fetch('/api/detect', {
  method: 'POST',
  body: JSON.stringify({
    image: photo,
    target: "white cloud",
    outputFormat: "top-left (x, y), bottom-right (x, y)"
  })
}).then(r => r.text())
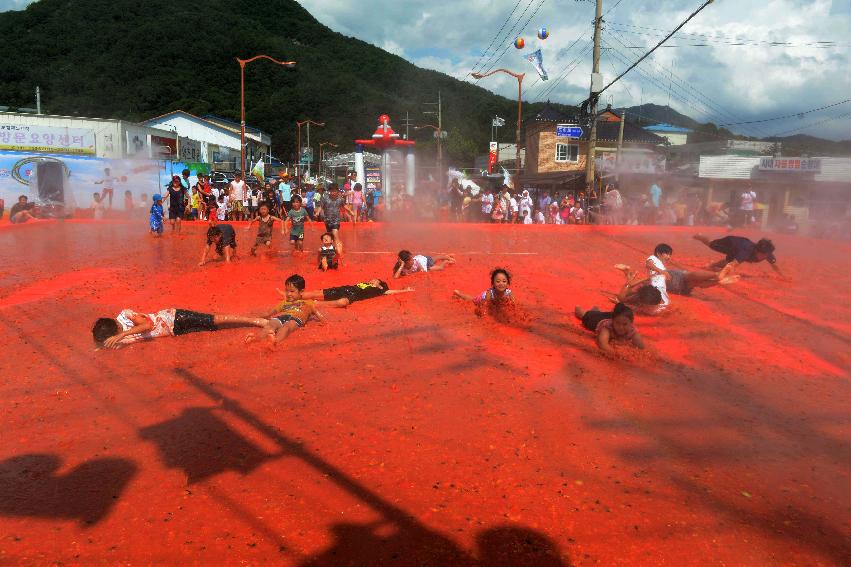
top-left (0, 0), bottom-right (33, 11)
top-left (300, 0), bottom-right (851, 140)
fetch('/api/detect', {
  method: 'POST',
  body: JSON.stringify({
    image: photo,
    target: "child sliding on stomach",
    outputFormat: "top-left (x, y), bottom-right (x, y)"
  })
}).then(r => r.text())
top-left (574, 302), bottom-right (645, 355)
top-left (245, 202), bottom-right (284, 256)
top-left (297, 279), bottom-right (414, 307)
top-left (318, 232), bottom-right (339, 271)
top-left (247, 274), bottom-right (324, 347)
top-left (393, 250), bottom-right (455, 278)
top-left (454, 268), bottom-right (515, 317)
top-left (199, 222), bottom-right (238, 266)
top-left (92, 309), bottom-right (271, 349)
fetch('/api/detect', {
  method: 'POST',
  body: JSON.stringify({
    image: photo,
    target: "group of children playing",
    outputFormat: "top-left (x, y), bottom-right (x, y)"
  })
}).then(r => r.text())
top-left (101, 210), bottom-right (785, 356)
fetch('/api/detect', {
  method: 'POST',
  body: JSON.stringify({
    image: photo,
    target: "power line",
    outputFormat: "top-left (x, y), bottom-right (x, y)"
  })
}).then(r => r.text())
top-left (533, 42), bottom-right (593, 102)
top-left (604, 29), bottom-right (771, 138)
top-left (466, 0), bottom-right (526, 79)
top-left (585, 0), bottom-right (716, 104)
top-left (769, 108), bottom-right (851, 137)
top-left (527, 34), bottom-right (590, 95)
top-left (718, 99), bottom-right (851, 126)
top-left (608, 21), bottom-right (850, 48)
top-left (479, 0), bottom-right (548, 76)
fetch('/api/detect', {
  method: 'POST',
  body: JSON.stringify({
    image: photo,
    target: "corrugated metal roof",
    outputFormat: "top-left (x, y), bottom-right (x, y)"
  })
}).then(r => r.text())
top-left (645, 123), bottom-right (692, 133)
top-left (814, 157), bottom-right (851, 183)
top-left (699, 156), bottom-right (759, 179)
top-left (700, 155), bottom-right (851, 182)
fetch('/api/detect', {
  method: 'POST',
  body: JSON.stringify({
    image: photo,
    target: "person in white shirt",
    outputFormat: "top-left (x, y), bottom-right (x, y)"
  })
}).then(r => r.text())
top-left (534, 209), bottom-right (546, 224)
top-left (230, 173), bottom-right (246, 221)
top-left (519, 190), bottom-right (533, 218)
top-left (740, 187), bottom-right (757, 226)
top-left (509, 195), bottom-right (519, 223)
top-left (480, 189), bottom-right (494, 222)
top-left (645, 244), bottom-right (672, 311)
top-left (522, 211), bottom-right (532, 224)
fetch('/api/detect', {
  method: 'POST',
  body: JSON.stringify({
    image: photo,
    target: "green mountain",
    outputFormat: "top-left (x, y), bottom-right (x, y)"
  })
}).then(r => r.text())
top-left (0, 0), bottom-right (577, 166)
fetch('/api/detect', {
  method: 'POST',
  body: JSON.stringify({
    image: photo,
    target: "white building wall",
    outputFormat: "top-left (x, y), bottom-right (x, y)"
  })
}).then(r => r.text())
top-left (145, 115), bottom-right (240, 151)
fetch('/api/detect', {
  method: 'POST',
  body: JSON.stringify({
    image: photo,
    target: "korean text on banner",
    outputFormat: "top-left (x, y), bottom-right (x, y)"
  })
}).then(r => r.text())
top-left (0, 124), bottom-right (96, 155)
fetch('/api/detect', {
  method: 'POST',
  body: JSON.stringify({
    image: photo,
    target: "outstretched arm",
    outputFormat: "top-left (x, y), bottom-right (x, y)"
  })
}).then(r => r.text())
top-left (198, 244), bottom-right (212, 266)
top-left (385, 287), bottom-right (415, 296)
top-left (596, 327), bottom-right (615, 355)
top-left (103, 315), bottom-right (152, 349)
top-left (393, 262), bottom-right (405, 279)
top-left (453, 290), bottom-right (475, 302)
top-left (769, 262), bottom-right (789, 281)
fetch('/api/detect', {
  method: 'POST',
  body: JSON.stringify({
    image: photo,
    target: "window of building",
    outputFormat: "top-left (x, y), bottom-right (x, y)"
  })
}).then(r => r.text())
top-left (555, 143), bottom-right (579, 163)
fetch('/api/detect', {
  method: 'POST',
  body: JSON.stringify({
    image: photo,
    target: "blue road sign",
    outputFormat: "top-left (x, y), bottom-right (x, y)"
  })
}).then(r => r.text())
top-left (556, 124), bottom-right (583, 138)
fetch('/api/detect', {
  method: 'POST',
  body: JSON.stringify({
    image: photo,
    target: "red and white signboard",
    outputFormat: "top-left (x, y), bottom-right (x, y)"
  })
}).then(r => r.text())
top-left (488, 142), bottom-right (498, 173)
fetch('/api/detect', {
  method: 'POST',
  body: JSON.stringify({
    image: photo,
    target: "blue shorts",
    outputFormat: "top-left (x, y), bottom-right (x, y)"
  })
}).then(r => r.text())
top-left (275, 314), bottom-right (304, 327)
top-left (425, 256), bottom-right (436, 269)
top-left (324, 221), bottom-right (340, 232)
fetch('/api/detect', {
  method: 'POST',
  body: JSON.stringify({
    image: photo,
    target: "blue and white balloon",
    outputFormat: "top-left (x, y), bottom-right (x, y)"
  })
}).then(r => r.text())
top-left (537, 27), bottom-right (549, 40)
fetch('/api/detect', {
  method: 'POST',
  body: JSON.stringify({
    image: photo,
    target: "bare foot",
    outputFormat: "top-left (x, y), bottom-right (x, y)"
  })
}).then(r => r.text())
top-left (718, 274), bottom-right (740, 285)
top-left (614, 263), bottom-right (631, 273)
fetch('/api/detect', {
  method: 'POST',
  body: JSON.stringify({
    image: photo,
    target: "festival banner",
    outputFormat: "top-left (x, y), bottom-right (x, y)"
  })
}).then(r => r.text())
top-left (0, 124), bottom-right (96, 155)
top-left (524, 49), bottom-right (549, 81)
top-left (488, 142), bottom-right (498, 174)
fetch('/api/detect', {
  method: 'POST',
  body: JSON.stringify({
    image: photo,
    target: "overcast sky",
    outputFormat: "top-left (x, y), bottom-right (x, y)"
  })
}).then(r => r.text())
top-left (3, 0), bottom-right (849, 140)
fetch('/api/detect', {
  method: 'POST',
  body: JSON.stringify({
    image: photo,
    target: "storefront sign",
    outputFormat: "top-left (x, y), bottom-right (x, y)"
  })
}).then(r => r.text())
top-left (759, 157), bottom-right (821, 172)
top-left (179, 136), bottom-right (202, 162)
top-left (0, 124), bottom-right (95, 155)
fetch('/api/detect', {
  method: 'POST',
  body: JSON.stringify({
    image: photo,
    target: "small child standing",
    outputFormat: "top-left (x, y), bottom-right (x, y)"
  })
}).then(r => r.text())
top-left (453, 268), bottom-right (515, 317)
top-left (91, 192), bottom-right (105, 220)
top-left (318, 232), bottom-right (339, 271)
top-left (149, 194), bottom-right (164, 236)
top-left (246, 203), bottom-right (284, 256)
top-left (286, 195), bottom-right (309, 252)
top-left (393, 250), bottom-right (456, 278)
top-left (216, 193), bottom-right (228, 221)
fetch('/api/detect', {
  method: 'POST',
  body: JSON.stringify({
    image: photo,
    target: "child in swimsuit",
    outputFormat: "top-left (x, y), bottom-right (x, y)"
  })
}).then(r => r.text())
top-left (318, 232), bottom-right (339, 271)
top-left (453, 268), bottom-right (515, 317)
top-left (286, 195), bottom-right (309, 252)
top-left (246, 274), bottom-right (324, 347)
top-left (246, 202), bottom-right (284, 255)
top-left (574, 302), bottom-right (646, 355)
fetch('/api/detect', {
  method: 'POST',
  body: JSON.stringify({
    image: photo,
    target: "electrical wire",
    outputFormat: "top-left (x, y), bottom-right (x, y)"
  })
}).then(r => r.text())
top-left (466, 0), bottom-right (527, 79)
top-left (479, 0), bottom-right (548, 76)
top-left (718, 99), bottom-right (851, 126)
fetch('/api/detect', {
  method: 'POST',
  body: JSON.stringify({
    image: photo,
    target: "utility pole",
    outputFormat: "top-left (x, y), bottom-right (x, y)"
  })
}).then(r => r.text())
top-left (306, 122), bottom-right (311, 178)
top-left (401, 111), bottom-right (415, 140)
top-left (585, 0), bottom-right (603, 189)
top-left (424, 91), bottom-right (444, 189)
top-left (36, 86), bottom-right (41, 114)
top-left (616, 110), bottom-right (625, 182)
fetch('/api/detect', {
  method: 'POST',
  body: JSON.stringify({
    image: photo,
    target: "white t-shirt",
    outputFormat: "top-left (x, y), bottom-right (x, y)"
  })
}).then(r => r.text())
top-left (535, 211), bottom-right (546, 224)
top-left (523, 214), bottom-right (532, 224)
top-left (402, 255), bottom-right (429, 274)
top-left (741, 191), bottom-right (756, 211)
top-left (520, 196), bottom-right (533, 215)
top-left (481, 193), bottom-right (494, 214)
top-left (230, 180), bottom-right (246, 202)
top-left (117, 309), bottom-right (176, 344)
top-left (217, 197), bottom-right (229, 220)
top-left (509, 197), bottom-right (518, 213)
top-left (646, 255), bottom-right (670, 308)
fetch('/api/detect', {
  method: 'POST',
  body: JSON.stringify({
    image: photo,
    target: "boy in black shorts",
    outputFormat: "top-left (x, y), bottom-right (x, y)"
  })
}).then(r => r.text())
top-left (297, 279), bottom-right (414, 307)
top-left (694, 233), bottom-right (787, 280)
top-left (92, 308), bottom-right (271, 349)
top-left (199, 223), bottom-right (237, 265)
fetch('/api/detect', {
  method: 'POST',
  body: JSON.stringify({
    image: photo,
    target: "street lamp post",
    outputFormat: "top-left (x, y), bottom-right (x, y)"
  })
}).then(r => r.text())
top-left (296, 119), bottom-right (324, 190)
top-left (472, 69), bottom-right (525, 183)
top-left (319, 142), bottom-right (338, 181)
top-left (237, 55), bottom-right (296, 175)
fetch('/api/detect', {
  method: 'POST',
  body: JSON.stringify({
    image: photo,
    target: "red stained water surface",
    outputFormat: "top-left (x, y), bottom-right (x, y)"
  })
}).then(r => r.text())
top-left (0, 219), bottom-right (849, 566)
